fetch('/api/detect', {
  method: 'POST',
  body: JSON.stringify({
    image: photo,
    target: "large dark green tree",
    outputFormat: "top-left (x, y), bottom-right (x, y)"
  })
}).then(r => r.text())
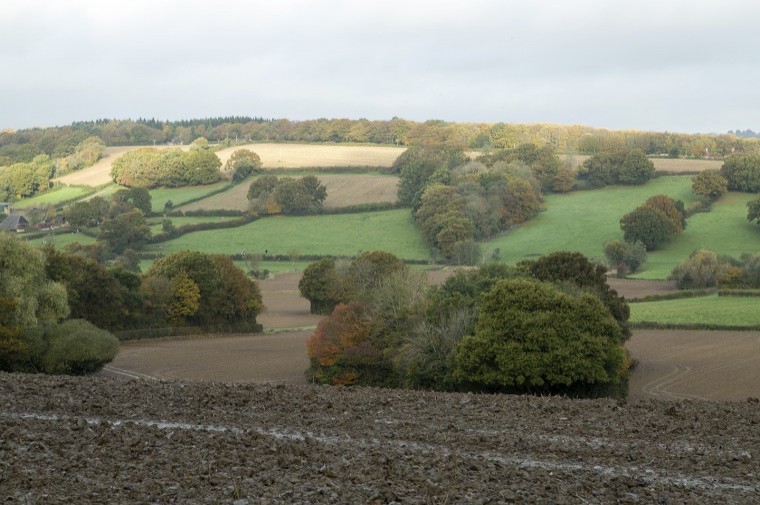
top-left (452, 279), bottom-right (626, 397)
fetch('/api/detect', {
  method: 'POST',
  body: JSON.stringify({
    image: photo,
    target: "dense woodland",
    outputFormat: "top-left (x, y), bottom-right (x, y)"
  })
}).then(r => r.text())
top-left (3, 117), bottom-right (760, 165)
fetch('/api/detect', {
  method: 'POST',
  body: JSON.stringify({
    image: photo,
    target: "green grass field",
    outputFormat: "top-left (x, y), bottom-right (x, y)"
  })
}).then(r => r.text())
top-left (149, 181), bottom-right (232, 212)
top-left (25, 232), bottom-right (96, 249)
top-left (13, 186), bottom-right (93, 209)
top-left (630, 294), bottom-right (760, 326)
top-left (144, 209), bottom-right (430, 261)
top-left (483, 176), bottom-right (697, 267)
top-left (147, 216), bottom-right (239, 234)
top-left (630, 192), bottom-right (760, 279)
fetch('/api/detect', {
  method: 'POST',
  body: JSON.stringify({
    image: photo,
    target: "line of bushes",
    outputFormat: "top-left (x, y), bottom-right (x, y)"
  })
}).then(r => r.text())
top-left (631, 321), bottom-right (760, 331)
top-left (626, 289), bottom-right (715, 303)
top-left (114, 322), bottom-right (263, 341)
top-left (147, 215), bottom-right (258, 243)
top-left (718, 289), bottom-right (760, 297)
top-left (261, 166), bottom-right (394, 175)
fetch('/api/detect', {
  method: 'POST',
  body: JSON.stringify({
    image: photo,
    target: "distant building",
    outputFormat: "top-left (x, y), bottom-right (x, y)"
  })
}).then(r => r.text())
top-left (0, 203), bottom-right (8, 215)
top-left (0, 215), bottom-right (29, 233)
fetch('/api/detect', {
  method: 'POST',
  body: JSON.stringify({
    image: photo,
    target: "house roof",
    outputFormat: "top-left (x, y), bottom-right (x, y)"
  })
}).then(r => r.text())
top-left (0, 214), bottom-right (28, 231)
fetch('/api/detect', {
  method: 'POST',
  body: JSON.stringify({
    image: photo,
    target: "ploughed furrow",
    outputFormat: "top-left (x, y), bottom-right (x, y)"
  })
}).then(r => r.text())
top-left (1, 373), bottom-right (758, 503)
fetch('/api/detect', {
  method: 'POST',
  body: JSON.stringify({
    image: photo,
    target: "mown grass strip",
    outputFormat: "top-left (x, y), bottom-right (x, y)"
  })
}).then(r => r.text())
top-left (629, 294), bottom-right (760, 326)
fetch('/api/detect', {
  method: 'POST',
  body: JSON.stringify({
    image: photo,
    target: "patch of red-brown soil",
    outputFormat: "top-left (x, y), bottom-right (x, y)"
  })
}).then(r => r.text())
top-left (607, 278), bottom-right (678, 299)
top-left (1, 373), bottom-right (758, 503)
top-left (627, 329), bottom-right (760, 402)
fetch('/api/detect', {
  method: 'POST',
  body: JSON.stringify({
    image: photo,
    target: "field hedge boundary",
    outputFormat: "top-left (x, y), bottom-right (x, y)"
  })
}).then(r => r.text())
top-left (626, 289), bottom-right (715, 303)
top-left (718, 289), bottom-right (760, 298)
top-left (114, 322), bottom-right (263, 341)
top-left (260, 166), bottom-right (394, 175)
top-left (630, 321), bottom-right (760, 331)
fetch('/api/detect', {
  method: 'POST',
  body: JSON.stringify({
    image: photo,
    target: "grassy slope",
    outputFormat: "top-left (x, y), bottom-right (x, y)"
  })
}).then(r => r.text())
top-left (149, 182), bottom-right (231, 212)
top-left (144, 209), bottom-right (429, 261)
top-left (630, 294), bottom-right (760, 326)
top-left (13, 186), bottom-right (92, 208)
top-left (25, 232), bottom-right (97, 249)
top-left (147, 216), bottom-right (239, 234)
top-left (483, 176), bottom-right (696, 267)
top-left (631, 192), bottom-right (760, 279)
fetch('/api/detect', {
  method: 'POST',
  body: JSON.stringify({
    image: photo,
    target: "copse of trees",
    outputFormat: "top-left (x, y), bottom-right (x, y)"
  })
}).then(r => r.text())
top-left (303, 250), bottom-right (631, 398)
top-left (63, 188), bottom-right (153, 258)
top-left (720, 154), bottom-right (760, 192)
top-left (0, 155), bottom-right (55, 200)
top-left (110, 143), bottom-right (222, 188)
top-left (395, 146), bottom-right (468, 208)
top-left (145, 251), bottom-right (263, 328)
top-left (579, 149), bottom-right (655, 187)
top-left (247, 175), bottom-right (327, 215)
top-left (620, 195), bottom-right (686, 250)
top-left (0, 137), bottom-right (105, 201)
top-left (475, 143), bottom-right (568, 192)
top-left (670, 250), bottom-right (760, 289)
top-left (399, 143), bottom-right (549, 262)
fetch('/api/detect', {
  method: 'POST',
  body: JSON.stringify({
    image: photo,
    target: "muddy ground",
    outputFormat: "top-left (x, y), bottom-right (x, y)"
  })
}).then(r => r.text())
top-left (1, 373), bottom-right (758, 504)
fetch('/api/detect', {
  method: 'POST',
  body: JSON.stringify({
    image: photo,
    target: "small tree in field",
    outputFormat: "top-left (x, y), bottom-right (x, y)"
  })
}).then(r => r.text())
top-left (692, 169), bottom-right (727, 201)
top-left (604, 240), bottom-right (647, 275)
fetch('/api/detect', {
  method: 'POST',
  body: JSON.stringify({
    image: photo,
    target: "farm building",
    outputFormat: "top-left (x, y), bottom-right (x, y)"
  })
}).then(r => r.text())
top-left (0, 214), bottom-right (29, 233)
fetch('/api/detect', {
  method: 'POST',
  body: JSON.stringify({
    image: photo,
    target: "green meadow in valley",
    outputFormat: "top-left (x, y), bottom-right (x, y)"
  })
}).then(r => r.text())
top-left (145, 208), bottom-right (430, 261)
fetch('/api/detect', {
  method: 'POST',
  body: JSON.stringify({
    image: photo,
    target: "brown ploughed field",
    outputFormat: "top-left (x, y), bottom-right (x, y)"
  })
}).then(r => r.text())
top-left (2, 373), bottom-right (758, 503)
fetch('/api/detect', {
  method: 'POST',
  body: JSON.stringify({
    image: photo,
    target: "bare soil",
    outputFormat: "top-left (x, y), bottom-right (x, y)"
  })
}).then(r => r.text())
top-left (607, 278), bottom-right (678, 299)
top-left (626, 329), bottom-right (760, 402)
top-left (2, 373), bottom-right (759, 503)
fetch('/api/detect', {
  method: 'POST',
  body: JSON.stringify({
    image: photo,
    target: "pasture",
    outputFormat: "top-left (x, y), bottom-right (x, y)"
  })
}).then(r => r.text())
top-left (147, 215), bottom-right (239, 234)
top-left (144, 208), bottom-right (430, 261)
top-left (483, 176), bottom-right (697, 268)
top-left (631, 192), bottom-right (760, 279)
top-left (629, 294), bottom-right (760, 326)
top-left (179, 173), bottom-right (399, 212)
top-left (25, 231), bottom-right (96, 249)
top-left (148, 181), bottom-right (231, 212)
top-left (12, 185), bottom-right (92, 209)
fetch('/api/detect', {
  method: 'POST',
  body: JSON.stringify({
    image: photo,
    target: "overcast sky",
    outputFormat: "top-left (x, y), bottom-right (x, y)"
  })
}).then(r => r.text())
top-left (3, 0), bottom-right (760, 133)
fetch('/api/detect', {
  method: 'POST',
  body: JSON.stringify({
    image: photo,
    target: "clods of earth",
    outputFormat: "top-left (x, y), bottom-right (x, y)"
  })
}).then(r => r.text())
top-left (1, 372), bottom-right (758, 503)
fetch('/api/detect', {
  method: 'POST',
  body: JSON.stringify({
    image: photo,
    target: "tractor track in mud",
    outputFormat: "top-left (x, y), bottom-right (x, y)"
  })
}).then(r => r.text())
top-left (1, 373), bottom-right (758, 503)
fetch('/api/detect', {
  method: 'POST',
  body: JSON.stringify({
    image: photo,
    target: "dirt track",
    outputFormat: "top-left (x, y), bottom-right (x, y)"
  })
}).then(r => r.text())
top-left (1, 373), bottom-right (758, 503)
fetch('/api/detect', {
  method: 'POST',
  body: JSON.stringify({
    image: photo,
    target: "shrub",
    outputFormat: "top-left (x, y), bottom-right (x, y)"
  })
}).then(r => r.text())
top-left (604, 240), bottom-right (647, 274)
top-left (41, 319), bottom-right (119, 375)
top-left (692, 169), bottom-right (728, 201)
